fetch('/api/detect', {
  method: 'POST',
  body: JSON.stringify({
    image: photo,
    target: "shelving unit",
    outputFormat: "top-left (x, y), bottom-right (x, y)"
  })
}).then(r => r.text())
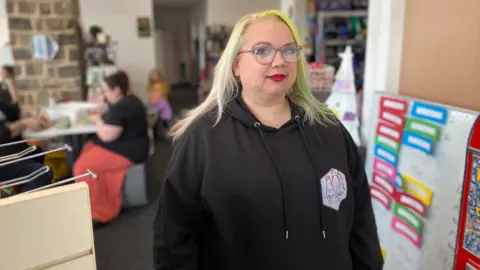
top-left (315, 10), bottom-right (368, 90)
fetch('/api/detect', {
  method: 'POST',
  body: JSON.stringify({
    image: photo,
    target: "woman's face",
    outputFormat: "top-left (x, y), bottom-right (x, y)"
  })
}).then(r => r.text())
top-left (101, 81), bottom-right (121, 103)
top-left (233, 19), bottom-right (298, 97)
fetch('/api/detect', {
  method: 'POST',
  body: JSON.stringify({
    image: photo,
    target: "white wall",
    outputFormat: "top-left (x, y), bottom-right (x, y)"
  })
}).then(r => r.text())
top-left (154, 5), bottom-right (191, 84)
top-left (79, 0), bottom-right (156, 102)
top-left (206, 0), bottom-right (281, 26)
top-left (280, 0), bottom-right (307, 40)
top-left (154, 29), bottom-right (179, 84)
top-left (361, 0), bottom-right (405, 144)
top-left (0, 0), bottom-right (8, 45)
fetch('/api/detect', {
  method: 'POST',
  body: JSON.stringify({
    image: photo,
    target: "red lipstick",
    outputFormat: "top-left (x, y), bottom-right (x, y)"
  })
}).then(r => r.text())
top-left (268, 74), bottom-right (286, 82)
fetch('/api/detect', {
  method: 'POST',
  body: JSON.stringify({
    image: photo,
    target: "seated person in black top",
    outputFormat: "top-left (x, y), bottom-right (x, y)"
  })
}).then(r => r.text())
top-left (0, 101), bottom-right (53, 196)
top-left (73, 71), bottom-right (149, 223)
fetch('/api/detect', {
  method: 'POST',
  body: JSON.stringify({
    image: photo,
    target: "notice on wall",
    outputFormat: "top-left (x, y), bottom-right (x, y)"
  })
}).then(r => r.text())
top-left (365, 92), bottom-right (479, 269)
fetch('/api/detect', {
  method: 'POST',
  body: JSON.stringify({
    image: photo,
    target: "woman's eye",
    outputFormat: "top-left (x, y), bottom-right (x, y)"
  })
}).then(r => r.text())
top-left (283, 47), bottom-right (297, 55)
top-left (253, 47), bottom-right (272, 56)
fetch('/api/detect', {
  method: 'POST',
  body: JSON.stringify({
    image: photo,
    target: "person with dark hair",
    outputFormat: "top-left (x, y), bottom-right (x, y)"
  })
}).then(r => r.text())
top-left (0, 65), bottom-right (18, 104)
top-left (89, 25), bottom-right (103, 44)
top-left (73, 71), bottom-right (149, 223)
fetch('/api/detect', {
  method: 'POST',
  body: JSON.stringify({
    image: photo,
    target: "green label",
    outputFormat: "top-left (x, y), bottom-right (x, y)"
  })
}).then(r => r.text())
top-left (393, 203), bottom-right (424, 234)
top-left (404, 117), bottom-right (441, 141)
top-left (375, 135), bottom-right (400, 154)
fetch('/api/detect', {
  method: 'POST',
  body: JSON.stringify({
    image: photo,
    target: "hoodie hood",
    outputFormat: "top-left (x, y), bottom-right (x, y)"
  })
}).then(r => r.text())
top-left (224, 96), bottom-right (327, 240)
top-left (224, 96), bottom-right (304, 131)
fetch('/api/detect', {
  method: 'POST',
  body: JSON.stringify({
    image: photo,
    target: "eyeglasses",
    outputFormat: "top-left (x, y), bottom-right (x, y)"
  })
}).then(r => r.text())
top-left (238, 44), bottom-right (302, 65)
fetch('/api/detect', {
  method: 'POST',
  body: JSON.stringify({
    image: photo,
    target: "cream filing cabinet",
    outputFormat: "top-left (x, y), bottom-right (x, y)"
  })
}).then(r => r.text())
top-left (0, 183), bottom-right (97, 270)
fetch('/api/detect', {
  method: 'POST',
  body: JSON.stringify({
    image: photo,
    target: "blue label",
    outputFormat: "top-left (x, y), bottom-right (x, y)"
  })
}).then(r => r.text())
top-left (410, 101), bottom-right (448, 125)
top-left (402, 131), bottom-right (434, 155)
top-left (374, 144), bottom-right (398, 167)
top-left (394, 173), bottom-right (404, 190)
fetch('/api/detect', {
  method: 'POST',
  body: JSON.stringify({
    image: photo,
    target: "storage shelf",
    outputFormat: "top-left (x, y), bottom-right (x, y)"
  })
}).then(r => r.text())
top-left (317, 10), bottom-right (368, 18)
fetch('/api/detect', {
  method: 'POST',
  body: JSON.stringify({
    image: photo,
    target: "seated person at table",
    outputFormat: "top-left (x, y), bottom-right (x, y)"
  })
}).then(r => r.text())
top-left (73, 71), bottom-right (149, 223)
top-left (0, 101), bottom-right (53, 195)
top-left (0, 65), bottom-right (18, 104)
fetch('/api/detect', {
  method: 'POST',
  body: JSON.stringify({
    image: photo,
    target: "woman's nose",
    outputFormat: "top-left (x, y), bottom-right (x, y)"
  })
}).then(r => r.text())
top-left (271, 51), bottom-right (286, 67)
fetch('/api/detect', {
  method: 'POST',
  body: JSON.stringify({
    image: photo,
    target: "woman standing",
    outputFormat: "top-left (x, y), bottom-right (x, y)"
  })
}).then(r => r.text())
top-left (154, 10), bottom-right (383, 270)
top-left (74, 71), bottom-right (149, 223)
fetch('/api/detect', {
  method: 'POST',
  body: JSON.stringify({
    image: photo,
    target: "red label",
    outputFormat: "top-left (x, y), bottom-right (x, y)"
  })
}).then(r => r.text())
top-left (394, 191), bottom-right (427, 217)
top-left (379, 108), bottom-right (406, 128)
top-left (376, 122), bottom-right (403, 143)
top-left (371, 185), bottom-right (392, 209)
top-left (379, 97), bottom-right (408, 114)
top-left (372, 172), bottom-right (397, 197)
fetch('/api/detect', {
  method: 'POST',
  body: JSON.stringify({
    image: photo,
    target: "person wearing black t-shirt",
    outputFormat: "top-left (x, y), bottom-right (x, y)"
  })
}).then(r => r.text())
top-left (73, 71), bottom-right (149, 223)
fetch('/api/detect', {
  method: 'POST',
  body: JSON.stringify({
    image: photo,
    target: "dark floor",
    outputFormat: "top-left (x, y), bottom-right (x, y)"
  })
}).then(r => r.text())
top-left (94, 85), bottom-right (197, 270)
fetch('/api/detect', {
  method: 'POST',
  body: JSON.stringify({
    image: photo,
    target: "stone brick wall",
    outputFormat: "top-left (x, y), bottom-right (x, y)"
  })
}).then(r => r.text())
top-left (6, 0), bottom-right (83, 105)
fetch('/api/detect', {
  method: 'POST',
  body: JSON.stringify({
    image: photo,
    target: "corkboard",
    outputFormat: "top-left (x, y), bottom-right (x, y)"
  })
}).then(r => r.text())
top-left (399, 0), bottom-right (480, 111)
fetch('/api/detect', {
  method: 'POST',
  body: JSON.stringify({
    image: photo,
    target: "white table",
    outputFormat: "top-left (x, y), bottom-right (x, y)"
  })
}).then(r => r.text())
top-left (23, 125), bottom-right (97, 140)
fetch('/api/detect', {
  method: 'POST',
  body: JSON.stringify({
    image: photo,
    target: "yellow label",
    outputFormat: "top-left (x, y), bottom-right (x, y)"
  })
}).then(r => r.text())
top-left (381, 246), bottom-right (387, 260)
top-left (402, 173), bottom-right (434, 206)
top-left (477, 168), bottom-right (480, 181)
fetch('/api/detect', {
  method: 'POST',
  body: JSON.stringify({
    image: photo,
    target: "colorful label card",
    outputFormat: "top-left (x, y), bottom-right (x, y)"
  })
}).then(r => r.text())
top-left (410, 101), bottom-right (448, 125)
top-left (394, 173), bottom-right (404, 190)
top-left (374, 144), bottom-right (398, 167)
top-left (391, 216), bottom-right (422, 248)
top-left (393, 203), bottom-right (424, 234)
top-left (380, 97), bottom-right (408, 115)
top-left (375, 135), bottom-right (401, 154)
top-left (379, 108), bottom-right (406, 128)
top-left (371, 185), bottom-right (392, 209)
top-left (376, 122), bottom-right (403, 143)
top-left (404, 117), bottom-right (441, 142)
top-left (395, 191), bottom-right (427, 217)
top-left (372, 172), bottom-right (397, 197)
top-left (402, 131), bottom-right (434, 155)
top-left (373, 158), bottom-right (397, 180)
top-left (402, 173), bottom-right (434, 206)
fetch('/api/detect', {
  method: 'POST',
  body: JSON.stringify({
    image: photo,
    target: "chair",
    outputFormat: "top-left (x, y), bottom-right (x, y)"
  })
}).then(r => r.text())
top-left (122, 163), bottom-right (148, 207)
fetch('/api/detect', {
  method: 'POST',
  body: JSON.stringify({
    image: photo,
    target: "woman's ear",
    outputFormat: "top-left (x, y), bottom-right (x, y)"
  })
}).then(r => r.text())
top-left (232, 58), bottom-right (240, 77)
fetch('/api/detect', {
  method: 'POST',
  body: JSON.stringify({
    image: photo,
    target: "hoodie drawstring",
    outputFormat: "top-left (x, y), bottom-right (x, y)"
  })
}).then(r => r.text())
top-left (254, 117), bottom-right (326, 240)
top-left (294, 116), bottom-right (326, 239)
top-left (254, 122), bottom-right (289, 239)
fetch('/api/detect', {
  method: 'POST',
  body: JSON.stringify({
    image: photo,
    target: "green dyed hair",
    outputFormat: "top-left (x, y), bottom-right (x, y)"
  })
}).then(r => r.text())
top-left (170, 10), bottom-right (334, 140)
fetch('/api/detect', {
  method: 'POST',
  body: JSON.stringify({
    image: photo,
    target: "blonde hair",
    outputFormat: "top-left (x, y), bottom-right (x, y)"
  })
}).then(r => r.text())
top-left (170, 10), bottom-right (334, 140)
top-left (148, 68), bottom-right (165, 86)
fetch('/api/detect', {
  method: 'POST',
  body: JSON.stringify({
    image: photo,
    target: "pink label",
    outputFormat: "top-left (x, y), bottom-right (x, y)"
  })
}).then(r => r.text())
top-left (370, 185), bottom-right (391, 209)
top-left (372, 172), bottom-right (396, 197)
top-left (391, 216), bottom-right (422, 248)
top-left (373, 158), bottom-right (397, 180)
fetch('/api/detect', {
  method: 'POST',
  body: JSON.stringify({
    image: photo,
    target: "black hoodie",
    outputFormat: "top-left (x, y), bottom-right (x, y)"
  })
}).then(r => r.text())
top-left (154, 97), bottom-right (383, 270)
